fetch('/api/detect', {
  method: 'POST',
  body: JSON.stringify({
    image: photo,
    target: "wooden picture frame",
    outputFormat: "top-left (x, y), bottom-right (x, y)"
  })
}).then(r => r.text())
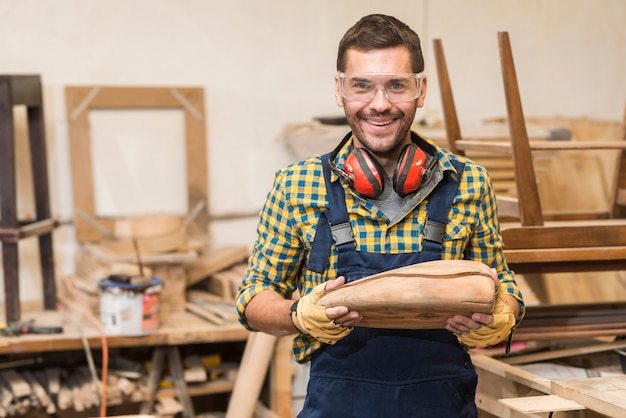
top-left (65, 86), bottom-right (208, 243)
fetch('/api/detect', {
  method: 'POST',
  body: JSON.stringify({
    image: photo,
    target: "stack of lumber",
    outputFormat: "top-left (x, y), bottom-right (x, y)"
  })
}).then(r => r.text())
top-left (58, 244), bottom-right (250, 331)
top-left (513, 302), bottom-right (626, 341)
top-left (0, 350), bottom-right (239, 417)
top-left (184, 245), bottom-right (251, 326)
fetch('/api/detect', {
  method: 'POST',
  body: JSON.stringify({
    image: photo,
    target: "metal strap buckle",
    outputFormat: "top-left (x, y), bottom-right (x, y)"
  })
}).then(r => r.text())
top-left (330, 222), bottom-right (354, 246)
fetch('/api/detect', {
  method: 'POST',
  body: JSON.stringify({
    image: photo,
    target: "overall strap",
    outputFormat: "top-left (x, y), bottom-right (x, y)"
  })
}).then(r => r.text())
top-left (421, 159), bottom-right (465, 260)
top-left (307, 153), bottom-right (356, 273)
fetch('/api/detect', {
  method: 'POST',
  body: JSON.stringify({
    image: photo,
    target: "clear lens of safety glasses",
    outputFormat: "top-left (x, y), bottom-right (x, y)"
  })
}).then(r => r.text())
top-left (338, 72), bottom-right (424, 103)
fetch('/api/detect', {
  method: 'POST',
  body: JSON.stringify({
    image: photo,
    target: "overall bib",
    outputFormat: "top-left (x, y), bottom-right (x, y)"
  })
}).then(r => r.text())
top-left (298, 154), bottom-right (477, 418)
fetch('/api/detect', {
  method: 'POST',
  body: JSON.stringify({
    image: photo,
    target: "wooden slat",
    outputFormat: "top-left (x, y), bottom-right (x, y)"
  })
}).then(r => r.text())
top-left (501, 223), bottom-right (626, 249)
top-left (505, 246), bottom-right (626, 263)
top-left (503, 339), bottom-right (626, 366)
top-left (433, 38), bottom-right (462, 155)
top-left (458, 139), bottom-right (626, 153)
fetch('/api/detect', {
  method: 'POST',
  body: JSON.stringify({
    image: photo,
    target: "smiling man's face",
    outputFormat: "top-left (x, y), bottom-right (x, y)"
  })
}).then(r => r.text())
top-left (334, 46), bottom-right (427, 164)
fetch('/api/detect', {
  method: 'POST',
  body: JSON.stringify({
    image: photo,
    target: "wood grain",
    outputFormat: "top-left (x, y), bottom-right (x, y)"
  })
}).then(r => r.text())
top-left (318, 260), bottom-right (496, 329)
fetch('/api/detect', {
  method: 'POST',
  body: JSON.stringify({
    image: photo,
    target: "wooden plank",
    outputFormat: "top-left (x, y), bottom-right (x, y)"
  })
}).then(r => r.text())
top-left (471, 353), bottom-right (551, 393)
top-left (270, 337), bottom-right (296, 418)
top-left (183, 354), bottom-right (207, 383)
top-left (185, 301), bottom-right (226, 326)
top-left (226, 332), bottom-right (278, 418)
top-left (186, 245), bottom-right (250, 287)
top-left (501, 223), bottom-right (626, 249)
top-left (551, 376), bottom-right (626, 418)
top-left (0, 370), bottom-right (31, 398)
top-left (499, 395), bottom-right (585, 413)
top-left (504, 340), bottom-right (626, 366)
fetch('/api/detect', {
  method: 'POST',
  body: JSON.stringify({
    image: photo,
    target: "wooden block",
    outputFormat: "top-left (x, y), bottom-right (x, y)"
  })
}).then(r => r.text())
top-left (44, 367), bottom-right (61, 398)
top-left (57, 379), bottom-right (73, 411)
top-left (156, 396), bottom-right (184, 415)
top-left (152, 263), bottom-right (187, 316)
top-left (209, 264), bottom-right (247, 302)
top-left (21, 370), bottom-right (55, 414)
top-left (318, 259), bottom-right (496, 329)
top-left (183, 354), bottom-right (207, 383)
top-left (0, 377), bottom-right (13, 408)
top-left (117, 375), bottom-right (137, 396)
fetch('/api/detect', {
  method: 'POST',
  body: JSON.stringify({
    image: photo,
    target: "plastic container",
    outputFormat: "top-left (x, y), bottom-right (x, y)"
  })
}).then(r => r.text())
top-left (98, 275), bottom-right (163, 336)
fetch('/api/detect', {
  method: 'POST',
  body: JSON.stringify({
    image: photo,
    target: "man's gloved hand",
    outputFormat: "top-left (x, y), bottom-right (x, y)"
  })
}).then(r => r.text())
top-left (459, 283), bottom-right (516, 348)
top-left (291, 282), bottom-right (352, 345)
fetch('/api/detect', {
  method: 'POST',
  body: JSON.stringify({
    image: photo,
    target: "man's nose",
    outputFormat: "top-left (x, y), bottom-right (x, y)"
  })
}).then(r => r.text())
top-left (369, 88), bottom-right (393, 111)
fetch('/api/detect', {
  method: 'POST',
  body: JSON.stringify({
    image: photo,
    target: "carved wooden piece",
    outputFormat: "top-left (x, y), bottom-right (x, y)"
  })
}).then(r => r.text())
top-left (318, 260), bottom-right (496, 329)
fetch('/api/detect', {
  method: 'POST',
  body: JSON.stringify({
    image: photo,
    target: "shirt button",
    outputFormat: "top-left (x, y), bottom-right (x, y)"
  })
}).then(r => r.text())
top-left (464, 394), bottom-right (471, 403)
top-left (464, 360), bottom-right (470, 368)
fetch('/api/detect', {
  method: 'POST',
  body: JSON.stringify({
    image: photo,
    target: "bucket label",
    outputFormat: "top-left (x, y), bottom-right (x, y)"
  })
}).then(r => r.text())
top-left (142, 293), bottom-right (160, 331)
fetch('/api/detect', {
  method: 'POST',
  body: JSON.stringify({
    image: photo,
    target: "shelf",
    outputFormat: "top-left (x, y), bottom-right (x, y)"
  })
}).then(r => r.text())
top-left (0, 309), bottom-right (250, 355)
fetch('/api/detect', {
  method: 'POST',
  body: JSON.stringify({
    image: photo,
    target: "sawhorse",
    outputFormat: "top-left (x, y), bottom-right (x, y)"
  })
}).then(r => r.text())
top-left (140, 346), bottom-right (195, 418)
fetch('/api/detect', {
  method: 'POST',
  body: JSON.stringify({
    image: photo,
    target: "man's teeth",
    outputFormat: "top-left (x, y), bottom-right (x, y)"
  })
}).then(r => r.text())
top-left (368, 120), bottom-right (393, 126)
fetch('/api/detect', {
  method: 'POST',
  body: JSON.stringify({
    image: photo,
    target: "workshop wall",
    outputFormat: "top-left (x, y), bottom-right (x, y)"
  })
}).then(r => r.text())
top-left (1, 0), bottom-right (625, 306)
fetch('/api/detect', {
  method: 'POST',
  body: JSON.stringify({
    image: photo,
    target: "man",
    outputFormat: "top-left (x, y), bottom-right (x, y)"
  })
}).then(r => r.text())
top-left (235, 14), bottom-right (524, 417)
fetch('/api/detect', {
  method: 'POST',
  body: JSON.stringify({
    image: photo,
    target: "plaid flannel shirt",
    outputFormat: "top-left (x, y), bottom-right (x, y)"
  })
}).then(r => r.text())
top-left (236, 133), bottom-right (525, 363)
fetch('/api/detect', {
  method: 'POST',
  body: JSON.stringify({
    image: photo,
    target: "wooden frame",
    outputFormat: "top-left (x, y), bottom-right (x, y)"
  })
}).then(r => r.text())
top-left (65, 86), bottom-right (209, 243)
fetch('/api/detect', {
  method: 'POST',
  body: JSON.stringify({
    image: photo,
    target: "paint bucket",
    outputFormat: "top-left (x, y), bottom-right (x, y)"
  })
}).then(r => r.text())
top-left (98, 275), bottom-right (163, 336)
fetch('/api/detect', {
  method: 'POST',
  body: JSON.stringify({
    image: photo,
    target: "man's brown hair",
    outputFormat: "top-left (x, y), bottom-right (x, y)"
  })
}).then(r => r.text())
top-left (337, 14), bottom-right (424, 73)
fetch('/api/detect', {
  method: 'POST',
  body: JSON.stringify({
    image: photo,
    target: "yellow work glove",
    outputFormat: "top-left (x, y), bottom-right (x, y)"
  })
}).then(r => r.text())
top-left (290, 282), bottom-right (352, 345)
top-left (459, 283), bottom-right (516, 348)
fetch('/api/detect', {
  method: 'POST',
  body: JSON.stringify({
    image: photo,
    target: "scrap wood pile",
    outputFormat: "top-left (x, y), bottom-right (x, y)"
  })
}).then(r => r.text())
top-left (58, 238), bottom-right (250, 325)
top-left (0, 350), bottom-right (238, 416)
top-left (184, 245), bottom-right (251, 325)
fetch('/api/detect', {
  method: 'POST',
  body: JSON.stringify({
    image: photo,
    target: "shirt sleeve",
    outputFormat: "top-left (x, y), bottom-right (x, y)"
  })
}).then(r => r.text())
top-left (466, 165), bottom-right (526, 324)
top-left (234, 169), bottom-right (305, 330)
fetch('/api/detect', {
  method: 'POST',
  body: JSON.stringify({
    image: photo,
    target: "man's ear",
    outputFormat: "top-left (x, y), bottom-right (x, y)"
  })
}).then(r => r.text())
top-left (334, 75), bottom-right (344, 107)
top-left (416, 75), bottom-right (427, 108)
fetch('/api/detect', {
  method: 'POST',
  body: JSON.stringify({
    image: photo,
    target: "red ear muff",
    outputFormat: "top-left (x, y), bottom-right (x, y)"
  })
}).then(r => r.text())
top-left (343, 148), bottom-right (385, 198)
top-left (393, 143), bottom-right (427, 197)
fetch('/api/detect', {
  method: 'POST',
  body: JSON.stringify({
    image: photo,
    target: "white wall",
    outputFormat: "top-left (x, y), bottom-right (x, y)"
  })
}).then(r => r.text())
top-left (1, 0), bottom-right (625, 305)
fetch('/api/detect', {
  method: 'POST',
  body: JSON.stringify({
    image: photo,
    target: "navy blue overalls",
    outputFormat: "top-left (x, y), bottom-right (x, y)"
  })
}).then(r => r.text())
top-left (298, 148), bottom-right (477, 418)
